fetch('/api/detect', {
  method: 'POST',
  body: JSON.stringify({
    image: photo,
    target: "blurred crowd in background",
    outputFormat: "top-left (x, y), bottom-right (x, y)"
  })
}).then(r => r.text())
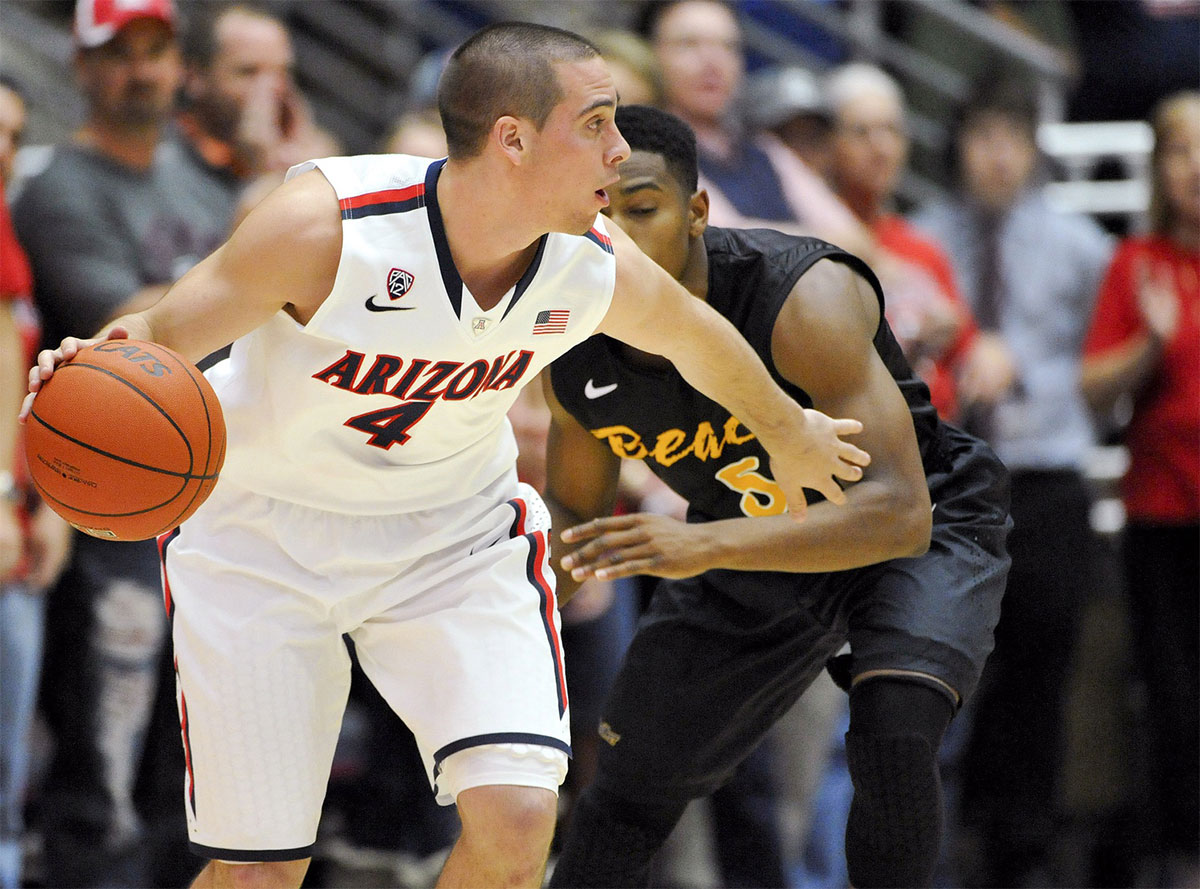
top-left (0, 1), bottom-right (1197, 888)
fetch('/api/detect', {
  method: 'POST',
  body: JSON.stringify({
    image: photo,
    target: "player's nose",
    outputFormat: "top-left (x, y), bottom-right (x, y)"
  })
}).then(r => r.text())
top-left (608, 126), bottom-right (631, 166)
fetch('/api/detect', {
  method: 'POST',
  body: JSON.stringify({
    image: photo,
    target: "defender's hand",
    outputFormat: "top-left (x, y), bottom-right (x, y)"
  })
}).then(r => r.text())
top-left (560, 513), bottom-right (718, 581)
top-left (19, 327), bottom-right (129, 422)
top-left (766, 408), bottom-right (869, 520)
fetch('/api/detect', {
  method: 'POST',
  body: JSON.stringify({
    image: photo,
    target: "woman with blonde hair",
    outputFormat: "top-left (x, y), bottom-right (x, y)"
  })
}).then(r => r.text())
top-left (1081, 90), bottom-right (1199, 888)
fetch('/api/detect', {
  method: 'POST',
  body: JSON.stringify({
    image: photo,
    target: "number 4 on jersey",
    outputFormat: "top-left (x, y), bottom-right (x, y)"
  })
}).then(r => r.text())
top-left (345, 401), bottom-right (434, 449)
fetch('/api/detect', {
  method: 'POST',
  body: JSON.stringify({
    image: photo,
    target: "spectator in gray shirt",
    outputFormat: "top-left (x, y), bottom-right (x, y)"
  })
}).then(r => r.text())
top-left (911, 76), bottom-right (1113, 888)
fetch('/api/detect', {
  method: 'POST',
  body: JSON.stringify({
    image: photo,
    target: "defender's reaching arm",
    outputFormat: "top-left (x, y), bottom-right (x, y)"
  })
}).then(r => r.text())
top-left (597, 223), bottom-right (869, 519)
top-left (561, 259), bottom-right (931, 581)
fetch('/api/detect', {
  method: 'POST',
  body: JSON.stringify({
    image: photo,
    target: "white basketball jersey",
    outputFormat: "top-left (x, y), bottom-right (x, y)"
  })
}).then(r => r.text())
top-left (208, 154), bottom-right (616, 514)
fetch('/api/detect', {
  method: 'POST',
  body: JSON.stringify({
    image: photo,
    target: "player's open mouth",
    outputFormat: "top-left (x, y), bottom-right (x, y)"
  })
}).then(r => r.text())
top-left (596, 188), bottom-right (609, 206)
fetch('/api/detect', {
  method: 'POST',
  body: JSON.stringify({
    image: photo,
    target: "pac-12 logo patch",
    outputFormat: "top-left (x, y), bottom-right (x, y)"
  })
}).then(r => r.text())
top-left (366, 267), bottom-right (417, 312)
top-left (388, 267), bottom-right (415, 299)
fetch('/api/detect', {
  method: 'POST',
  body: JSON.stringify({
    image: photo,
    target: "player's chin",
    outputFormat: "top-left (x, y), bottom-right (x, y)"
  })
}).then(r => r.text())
top-left (566, 211), bottom-right (599, 237)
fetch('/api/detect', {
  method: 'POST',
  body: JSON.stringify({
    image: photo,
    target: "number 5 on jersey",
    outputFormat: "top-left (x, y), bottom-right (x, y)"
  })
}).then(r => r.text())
top-left (715, 456), bottom-right (787, 517)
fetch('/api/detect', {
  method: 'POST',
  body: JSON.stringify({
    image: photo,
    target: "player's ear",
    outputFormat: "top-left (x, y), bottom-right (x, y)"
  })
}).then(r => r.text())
top-left (688, 189), bottom-right (710, 237)
top-left (495, 116), bottom-right (527, 164)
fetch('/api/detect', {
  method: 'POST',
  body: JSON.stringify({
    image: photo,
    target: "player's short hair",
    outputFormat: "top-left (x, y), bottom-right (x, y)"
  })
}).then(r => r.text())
top-left (614, 104), bottom-right (698, 194)
top-left (438, 22), bottom-right (600, 160)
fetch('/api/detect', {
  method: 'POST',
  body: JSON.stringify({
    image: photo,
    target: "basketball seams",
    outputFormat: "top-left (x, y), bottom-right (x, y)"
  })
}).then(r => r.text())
top-left (27, 407), bottom-right (219, 481)
top-left (152, 346), bottom-right (225, 479)
top-left (54, 361), bottom-right (198, 475)
top-left (28, 470), bottom-right (189, 520)
top-left (162, 479), bottom-right (218, 537)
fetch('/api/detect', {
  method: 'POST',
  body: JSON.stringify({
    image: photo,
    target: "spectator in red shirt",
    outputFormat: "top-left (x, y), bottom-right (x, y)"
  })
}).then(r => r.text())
top-left (0, 75), bottom-right (71, 889)
top-left (825, 62), bottom-right (1013, 422)
top-left (1081, 89), bottom-right (1199, 888)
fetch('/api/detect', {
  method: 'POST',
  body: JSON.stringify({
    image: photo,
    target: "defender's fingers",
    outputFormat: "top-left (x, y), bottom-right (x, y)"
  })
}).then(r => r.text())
top-left (831, 418), bottom-right (863, 436)
top-left (595, 557), bottom-right (660, 581)
top-left (575, 544), bottom-right (659, 581)
top-left (561, 530), bottom-right (646, 570)
top-left (562, 514), bottom-right (638, 542)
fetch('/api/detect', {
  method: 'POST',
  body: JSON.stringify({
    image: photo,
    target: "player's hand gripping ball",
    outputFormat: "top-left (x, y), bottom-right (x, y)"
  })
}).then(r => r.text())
top-left (24, 340), bottom-right (226, 541)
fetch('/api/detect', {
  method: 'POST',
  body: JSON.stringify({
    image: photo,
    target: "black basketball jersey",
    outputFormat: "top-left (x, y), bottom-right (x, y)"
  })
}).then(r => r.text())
top-left (551, 227), bottom-right (949, 523)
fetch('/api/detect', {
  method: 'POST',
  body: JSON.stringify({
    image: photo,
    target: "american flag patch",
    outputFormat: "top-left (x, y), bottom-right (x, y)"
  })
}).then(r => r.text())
top-left (533, 309), bottom-right (569, 335)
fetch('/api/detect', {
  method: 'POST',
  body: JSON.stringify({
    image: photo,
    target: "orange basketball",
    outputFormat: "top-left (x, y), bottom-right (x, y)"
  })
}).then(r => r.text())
top-left (24, 340), bottom-right (226, 541)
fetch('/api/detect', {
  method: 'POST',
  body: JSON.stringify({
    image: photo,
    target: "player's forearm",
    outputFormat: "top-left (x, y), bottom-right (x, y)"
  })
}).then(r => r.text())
top-left (662, 304), bottom-right (803, 450)
top-left (102, 268), bottom-right (249, 363)
top-left (98, 311), bottom-right (154, 342)
top-left (703, 481), bottom-right (930, 573)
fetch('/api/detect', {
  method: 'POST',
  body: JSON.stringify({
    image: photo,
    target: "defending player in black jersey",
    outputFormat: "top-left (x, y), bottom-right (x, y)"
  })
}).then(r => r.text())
top-left (545, 105), bottom-right (1012, 889)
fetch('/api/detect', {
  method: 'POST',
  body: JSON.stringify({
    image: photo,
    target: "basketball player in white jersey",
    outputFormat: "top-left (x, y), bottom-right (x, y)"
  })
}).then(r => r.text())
top-left (23, 22), bottom-right (869, 889)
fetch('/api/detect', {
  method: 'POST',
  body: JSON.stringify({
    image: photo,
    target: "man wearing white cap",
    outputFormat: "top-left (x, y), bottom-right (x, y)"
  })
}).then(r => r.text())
top-left (13, 1), bottom-right (228, 884)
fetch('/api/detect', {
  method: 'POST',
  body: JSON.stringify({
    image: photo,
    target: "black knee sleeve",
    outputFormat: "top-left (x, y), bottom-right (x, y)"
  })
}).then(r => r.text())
top-left (844, 731), bottom-right (943, 889)
top-left (549, 785), bottom-right (683, 889)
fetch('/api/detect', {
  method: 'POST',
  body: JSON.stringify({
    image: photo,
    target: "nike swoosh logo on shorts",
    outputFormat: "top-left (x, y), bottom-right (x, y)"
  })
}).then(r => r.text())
top-left (584, 379), bottom-right (618, 399)
top-left (365, 295), bottom-right (416, 312)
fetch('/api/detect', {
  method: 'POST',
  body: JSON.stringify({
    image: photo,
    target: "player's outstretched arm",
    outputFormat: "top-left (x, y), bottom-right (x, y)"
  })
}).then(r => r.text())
top-left (20, 170), bottom-right (342, 421)
top-left (565, 259), bottom-right (931, 582)
top-left (597, 223), bottom-right (869, 520)
top-left (541, 371), bottom-right (622, 605)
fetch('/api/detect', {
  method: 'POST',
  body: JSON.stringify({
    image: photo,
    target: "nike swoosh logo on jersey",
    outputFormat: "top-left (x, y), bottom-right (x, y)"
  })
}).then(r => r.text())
top-left (584, 379), bottom-right (618, 399)
top-left (365, 295), bottom-right (416, 312)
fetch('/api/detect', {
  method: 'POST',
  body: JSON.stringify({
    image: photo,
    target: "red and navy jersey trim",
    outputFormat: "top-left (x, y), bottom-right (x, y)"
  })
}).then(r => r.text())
top-left (584, 226), bottom-right (614, 254)
top-left (501, 235), bottom-right (548, 320)
top-left (157, 528), bottom-right (197, 821)
top-left (424, 158), bottom-right (547, 321)
top-left (424, 159), bottom-right (465, 317)
top-left (157, 527), bottom-right (180, 618)
top-left (339, 182), bottom-right (426, 220)
top-left (508, 497), bottom-right (569, 717)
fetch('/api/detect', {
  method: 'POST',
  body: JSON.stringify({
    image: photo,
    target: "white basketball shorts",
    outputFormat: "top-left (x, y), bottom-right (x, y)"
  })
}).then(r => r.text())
top-left (158, 469), bottom-right (570, 861)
